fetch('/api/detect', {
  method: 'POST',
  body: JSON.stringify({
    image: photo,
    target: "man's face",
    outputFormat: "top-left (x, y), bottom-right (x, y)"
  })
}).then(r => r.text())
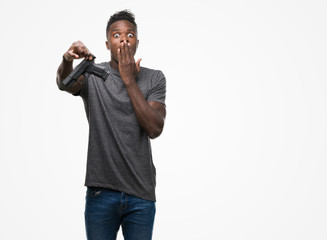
top-left (106, 20), bottom-right (139, 62)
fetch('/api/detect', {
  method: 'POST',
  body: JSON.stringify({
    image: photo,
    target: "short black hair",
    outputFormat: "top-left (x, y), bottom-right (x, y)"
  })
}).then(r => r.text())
top-left (106, 10), bottom-right (137, 38)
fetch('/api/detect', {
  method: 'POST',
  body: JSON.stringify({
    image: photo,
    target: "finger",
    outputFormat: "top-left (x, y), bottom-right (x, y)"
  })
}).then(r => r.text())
top-left (79, 47), bottom-right (88, 58)
top-left (117, 47), bottom-right (122, 64)
top-left (124, 40), bottom-right (130, 60)
top-left (126, 42), bottom-right (133, 62)
top-left (68, 49), bottom-right (79, 59)
top-left (83, 48), bottom-right (93, 60)
top-left (136, 58), bottom-right (142, 73)
top-left (76, 45), bottom-right (89, 58)
top-left (121, 41), bottom-right (127, 61)
top-left (85, 53), bottom-right (93, 60)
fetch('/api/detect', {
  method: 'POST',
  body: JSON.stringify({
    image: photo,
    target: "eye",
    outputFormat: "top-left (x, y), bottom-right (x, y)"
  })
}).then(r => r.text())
top-left (127, 33), bottom-right (134, 38)
top-left (113, 33), bottom-right (120, 38)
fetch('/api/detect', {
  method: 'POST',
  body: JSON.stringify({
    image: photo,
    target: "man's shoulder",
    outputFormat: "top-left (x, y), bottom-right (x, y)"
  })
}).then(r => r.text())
top-left (96, 61), bottom-right (110, 68)
top-left (139, 66), bottom-right (165, 79)
top-left (140, 66), bottom-right (158, 72)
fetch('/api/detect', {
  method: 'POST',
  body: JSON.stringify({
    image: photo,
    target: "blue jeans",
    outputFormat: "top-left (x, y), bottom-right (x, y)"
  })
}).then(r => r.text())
top-left (85, 187), bottom-right (156, 240)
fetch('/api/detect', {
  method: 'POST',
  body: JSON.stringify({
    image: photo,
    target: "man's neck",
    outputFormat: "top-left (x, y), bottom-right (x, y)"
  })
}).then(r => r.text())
top-left (110, 59), bottom-right (119, 70)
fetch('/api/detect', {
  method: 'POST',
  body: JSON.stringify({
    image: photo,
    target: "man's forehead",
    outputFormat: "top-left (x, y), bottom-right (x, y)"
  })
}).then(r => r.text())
top-left (109, 20), bottom-right (137, 32)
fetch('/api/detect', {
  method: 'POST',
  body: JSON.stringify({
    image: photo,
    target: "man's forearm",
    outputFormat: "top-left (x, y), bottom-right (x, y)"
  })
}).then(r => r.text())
top-left (57, 57), bottom-right (73, 90)
top-left (125, 79), bottom-right (165, 139)
top-left (56, 57), bottom-right (84, 94)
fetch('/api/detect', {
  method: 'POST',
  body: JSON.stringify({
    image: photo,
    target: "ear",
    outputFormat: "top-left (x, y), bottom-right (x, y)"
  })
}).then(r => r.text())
top-left (136, 39), bottom-right (139, 49)
top-left (105, 41), bottom-right (110, 50)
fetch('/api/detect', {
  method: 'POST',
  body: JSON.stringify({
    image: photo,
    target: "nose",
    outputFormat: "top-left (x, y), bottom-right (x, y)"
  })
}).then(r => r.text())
top-left (120, 34), bottom-right (129, 43)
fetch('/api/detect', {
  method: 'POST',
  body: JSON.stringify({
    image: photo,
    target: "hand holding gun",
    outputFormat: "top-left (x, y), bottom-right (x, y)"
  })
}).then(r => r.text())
top-left (62, 55), bottom-right (109, 87)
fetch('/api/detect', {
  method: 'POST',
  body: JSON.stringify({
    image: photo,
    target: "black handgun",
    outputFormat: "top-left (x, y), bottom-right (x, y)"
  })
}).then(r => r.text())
top-left (62, 55), bottom-right (109, 87)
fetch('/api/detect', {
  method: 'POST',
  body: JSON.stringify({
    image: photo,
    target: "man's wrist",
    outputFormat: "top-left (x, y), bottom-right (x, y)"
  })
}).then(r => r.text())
top-left (123, 77), bottom-right (137, 87)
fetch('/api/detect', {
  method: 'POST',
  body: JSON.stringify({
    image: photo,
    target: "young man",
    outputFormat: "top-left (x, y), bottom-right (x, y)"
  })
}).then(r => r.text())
top-left (56, 10), bottom-right (166, 240)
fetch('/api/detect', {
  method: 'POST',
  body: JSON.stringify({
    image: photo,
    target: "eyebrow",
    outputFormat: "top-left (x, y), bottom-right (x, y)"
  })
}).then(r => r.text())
top-left (111, 28), bottom-right (136, 32)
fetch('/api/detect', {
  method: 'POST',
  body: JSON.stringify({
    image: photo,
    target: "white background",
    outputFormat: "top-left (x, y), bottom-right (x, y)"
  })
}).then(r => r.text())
top-left (0, 0), bottom-right (327, 239)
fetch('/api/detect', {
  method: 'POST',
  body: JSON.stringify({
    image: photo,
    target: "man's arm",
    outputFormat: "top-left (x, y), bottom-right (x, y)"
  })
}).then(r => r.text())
top-left (126, 83), bottom-right (166, 139)
top-left (56, 41), bottom-right (93, 94)
top-left (118, 41), bottom-right (166, 139)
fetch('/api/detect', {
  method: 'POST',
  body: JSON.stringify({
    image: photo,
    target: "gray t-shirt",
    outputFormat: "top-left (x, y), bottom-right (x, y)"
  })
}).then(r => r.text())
top-left (77, 62), bottom-right (166, 201)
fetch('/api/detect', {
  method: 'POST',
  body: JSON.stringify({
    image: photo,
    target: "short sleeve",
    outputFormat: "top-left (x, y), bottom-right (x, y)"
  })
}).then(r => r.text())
top-left (146, 71), bottom-right (166, 105)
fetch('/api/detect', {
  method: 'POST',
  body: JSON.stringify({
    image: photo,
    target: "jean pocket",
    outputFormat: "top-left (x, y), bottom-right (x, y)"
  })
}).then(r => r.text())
top-left (87, 187), bottom-right (103, 197)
